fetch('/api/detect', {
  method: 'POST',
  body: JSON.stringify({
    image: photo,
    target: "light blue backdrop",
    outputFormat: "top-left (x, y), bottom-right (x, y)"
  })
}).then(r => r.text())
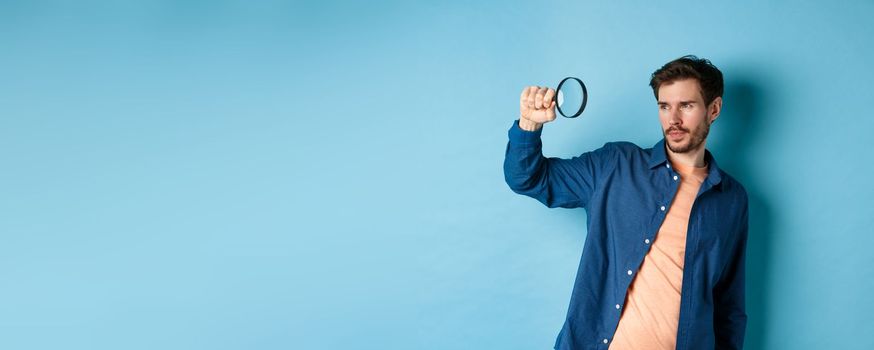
top-left (2, 1), bottom-right (872, 349)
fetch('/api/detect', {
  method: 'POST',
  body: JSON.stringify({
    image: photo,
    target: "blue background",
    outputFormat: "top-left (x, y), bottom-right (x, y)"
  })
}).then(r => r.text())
top-left (2, 1), bottom-right (873, 349)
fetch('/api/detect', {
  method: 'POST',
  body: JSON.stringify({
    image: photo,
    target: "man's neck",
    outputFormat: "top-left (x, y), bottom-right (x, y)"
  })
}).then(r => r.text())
top-left (665, 142), bottom-right (708, 168)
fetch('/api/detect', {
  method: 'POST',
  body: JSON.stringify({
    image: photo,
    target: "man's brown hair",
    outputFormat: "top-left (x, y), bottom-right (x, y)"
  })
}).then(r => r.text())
top-left (649, 55), bottom-right (724, 106)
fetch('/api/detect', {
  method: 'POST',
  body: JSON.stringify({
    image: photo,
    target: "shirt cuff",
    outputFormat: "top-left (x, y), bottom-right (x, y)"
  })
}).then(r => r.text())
top-left (508, 119), bottom-right (543, 144)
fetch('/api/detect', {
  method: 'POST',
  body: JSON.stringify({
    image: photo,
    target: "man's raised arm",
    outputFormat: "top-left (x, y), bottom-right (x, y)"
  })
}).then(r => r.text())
top-left (503, 86), bottom-right (614, 209)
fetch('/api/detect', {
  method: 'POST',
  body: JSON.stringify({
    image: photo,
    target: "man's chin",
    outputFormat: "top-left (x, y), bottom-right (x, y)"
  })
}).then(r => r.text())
top-left (666, 139), bottom-right (692, 153)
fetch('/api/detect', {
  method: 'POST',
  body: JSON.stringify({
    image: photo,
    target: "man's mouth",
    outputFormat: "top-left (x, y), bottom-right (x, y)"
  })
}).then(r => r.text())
top-left (668, 129), bottom-right (686, 139)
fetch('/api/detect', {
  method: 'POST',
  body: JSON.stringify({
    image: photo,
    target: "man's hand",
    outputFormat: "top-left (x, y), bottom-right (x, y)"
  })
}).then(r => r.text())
top-left (519, 86), bottom-right (556, 131)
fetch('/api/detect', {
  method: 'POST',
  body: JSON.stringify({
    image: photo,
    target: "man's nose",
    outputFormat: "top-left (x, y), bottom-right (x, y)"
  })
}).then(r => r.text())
top-left (669, 109), bottom-right (682, 125)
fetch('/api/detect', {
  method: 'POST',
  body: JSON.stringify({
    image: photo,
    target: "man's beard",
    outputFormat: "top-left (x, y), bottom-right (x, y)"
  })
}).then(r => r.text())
top-left (664, 120), bottom-right (710, 154)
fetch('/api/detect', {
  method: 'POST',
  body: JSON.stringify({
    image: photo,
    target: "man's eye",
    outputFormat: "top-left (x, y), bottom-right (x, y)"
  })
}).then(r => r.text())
top-left (660, 105), bottom-right (669, 110)
top-left (681, 104), bottom-right (693, 110)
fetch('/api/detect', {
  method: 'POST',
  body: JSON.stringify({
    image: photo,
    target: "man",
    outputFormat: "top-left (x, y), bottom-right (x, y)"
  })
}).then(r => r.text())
top-left (503, 56), bottom-right (748, 350)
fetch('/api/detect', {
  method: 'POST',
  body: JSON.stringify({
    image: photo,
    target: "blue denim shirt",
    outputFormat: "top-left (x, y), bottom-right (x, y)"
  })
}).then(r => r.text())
top-left (503, 119), bottom-right (748, 350)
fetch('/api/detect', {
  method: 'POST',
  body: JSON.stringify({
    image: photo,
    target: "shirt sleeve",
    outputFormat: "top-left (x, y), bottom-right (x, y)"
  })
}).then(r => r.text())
top-left (713, 198), bottom-right (749, 350)
top-left (502, 119), bottom-right (614, 209)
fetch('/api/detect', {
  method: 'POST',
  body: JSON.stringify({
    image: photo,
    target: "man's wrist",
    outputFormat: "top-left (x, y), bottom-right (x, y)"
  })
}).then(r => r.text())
top-left (518, 117), bottom-right (542, 132)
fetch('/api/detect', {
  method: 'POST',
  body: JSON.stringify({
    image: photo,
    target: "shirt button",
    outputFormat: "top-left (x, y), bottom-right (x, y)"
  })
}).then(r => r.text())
top-left (673, 175), bottom-right (678, 181)
top-left (660, 205), bottom-right (666, 211)
top-left (645, 238), bottom-right (651, 244)
top-left (627, 269), bottom-right (633, 275)
top-left (666, 163), bottom-right (670, 168)
top-left (615, 304), bottom-right (621, 309)
top-left (603, 338), bottom-right (609, 344)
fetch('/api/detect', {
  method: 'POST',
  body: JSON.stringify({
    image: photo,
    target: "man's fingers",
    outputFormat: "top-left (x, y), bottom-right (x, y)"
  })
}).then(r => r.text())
top-left (527, 86), bottom-right (538, 109)
top-left (543, 88), bottom-right (555, 108)
top-left (534, 88), bottom-right (543, 109)
top-left (520, 85), bottom-right (557, 122)
top-left (520, 87), bottom-right (531, 108)
top-left (546, 101), bottom-right (556, 120)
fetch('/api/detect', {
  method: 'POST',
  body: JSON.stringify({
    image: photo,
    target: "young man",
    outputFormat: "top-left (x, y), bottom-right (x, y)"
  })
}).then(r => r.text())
top-left (503, 56), bottom-right (748, 350)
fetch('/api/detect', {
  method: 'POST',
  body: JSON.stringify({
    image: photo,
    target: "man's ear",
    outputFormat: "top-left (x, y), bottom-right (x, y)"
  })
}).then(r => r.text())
top-left (708, 96), bottom-right (723, 123)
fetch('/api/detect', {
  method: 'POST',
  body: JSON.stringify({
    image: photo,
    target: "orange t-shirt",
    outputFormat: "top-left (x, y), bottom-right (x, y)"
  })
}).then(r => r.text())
top-left (608, 159), bottom-right (709, 350)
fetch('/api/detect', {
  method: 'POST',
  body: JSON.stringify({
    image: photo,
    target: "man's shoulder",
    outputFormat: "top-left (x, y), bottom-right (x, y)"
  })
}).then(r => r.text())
top-left (716, 169), bottom-right (750, 202)
top-left (602, 140), bottom-right (641, 149)
top-left (598, 140), bottom-right (650, 158)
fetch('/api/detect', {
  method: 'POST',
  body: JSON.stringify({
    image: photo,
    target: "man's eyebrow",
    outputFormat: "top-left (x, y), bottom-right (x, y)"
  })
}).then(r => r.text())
top-left (657, 100), bottom-right (698, 104)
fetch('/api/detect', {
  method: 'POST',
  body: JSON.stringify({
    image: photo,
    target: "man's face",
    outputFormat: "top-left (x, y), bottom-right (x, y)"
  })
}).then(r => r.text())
top-left (657, 78), bottom-right (720, 154)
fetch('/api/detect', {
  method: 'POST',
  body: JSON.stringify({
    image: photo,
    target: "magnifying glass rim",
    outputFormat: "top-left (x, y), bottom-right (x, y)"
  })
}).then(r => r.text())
top-left (554, 77), bottom-right (588, 118)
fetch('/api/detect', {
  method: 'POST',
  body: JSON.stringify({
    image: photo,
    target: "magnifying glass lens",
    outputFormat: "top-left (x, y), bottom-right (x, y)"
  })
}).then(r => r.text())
top-left (554, 77), bottom-right (588, 118)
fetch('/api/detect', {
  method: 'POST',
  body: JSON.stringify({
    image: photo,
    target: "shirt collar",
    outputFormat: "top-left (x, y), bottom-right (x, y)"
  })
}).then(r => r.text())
top-left (647, 138), bottom-right (724, 191)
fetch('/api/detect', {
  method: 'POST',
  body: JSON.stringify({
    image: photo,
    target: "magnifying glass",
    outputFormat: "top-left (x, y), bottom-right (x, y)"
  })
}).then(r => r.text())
top-left (554, 77), bottom-right (588, 118)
